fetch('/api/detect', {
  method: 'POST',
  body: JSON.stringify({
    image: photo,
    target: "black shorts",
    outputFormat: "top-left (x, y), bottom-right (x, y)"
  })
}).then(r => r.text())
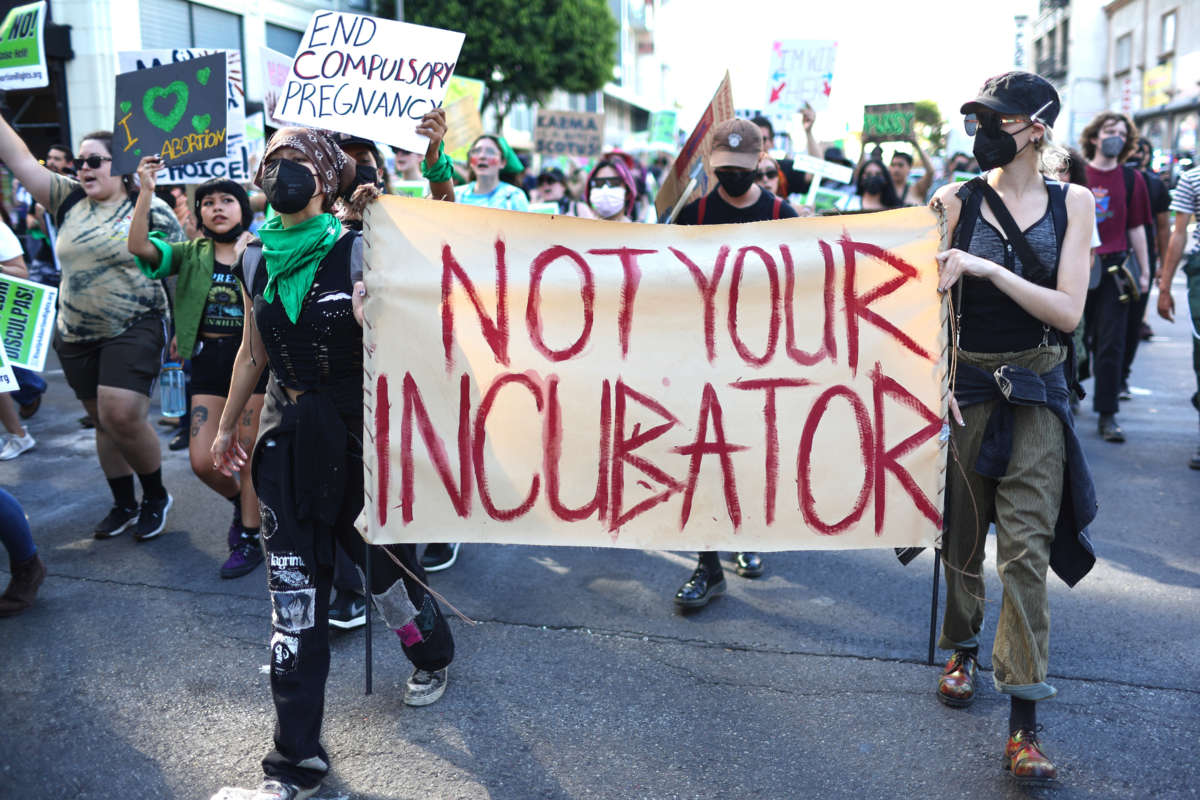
top-left (190, 335), bottom-right (268, 397)
top-left (54, 315), bottom-right (166, 401)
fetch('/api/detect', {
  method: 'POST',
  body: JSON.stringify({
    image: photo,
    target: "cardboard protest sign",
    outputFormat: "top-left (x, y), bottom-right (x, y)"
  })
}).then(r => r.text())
top-left (863, 103), bottom-right (916, 142)
top-left (534, 110), bottom-right (604, 158)
top-left (0, 273), bottom-right (57, 371)
top-left (274, 10), bottom-right (465, 153)
top-left (361, 198), bottom-right (947, 551)
top-left (655, 72), bottom-right (734, 221)
top-left (766, 40), bottom-right (837, 114)
top-left (119, 49), bottom-right (250, 184)
top-left (112, 53), bottom-right (228, 175)
top-left (649, 110), bottom-right (678, 149)
top-left (261, 46), bottom-right (294, 128)
top-left (442, 95), bottom-right (483, 160)
top-left (0, 345), bottom-right (14, 393)
top-left (0, 0), bottom-right (47, 89)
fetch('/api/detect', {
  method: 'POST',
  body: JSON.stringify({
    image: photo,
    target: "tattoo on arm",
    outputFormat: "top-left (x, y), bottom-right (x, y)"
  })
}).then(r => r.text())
top-left (241, 407), bottom-right (255, 427)
top-left (190, 405), bottom-right (208, 438)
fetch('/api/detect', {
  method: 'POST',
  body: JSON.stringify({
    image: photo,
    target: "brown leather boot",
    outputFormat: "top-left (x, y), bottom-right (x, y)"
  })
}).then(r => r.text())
top-left (0, 552), bottom-right (46, 617)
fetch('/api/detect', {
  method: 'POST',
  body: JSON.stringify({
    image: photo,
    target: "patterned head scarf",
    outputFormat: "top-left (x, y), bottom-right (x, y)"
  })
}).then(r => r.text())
top-left (255, 127), bottom-right (356, 211)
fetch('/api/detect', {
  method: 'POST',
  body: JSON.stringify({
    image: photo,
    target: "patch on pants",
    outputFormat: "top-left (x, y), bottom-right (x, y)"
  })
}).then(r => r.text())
top-left (259, 502), bottom-right (279, 541)
top-left (370, 579), bottom-right (419, 631)
top-left (268, 551), bottom-right (312, 591)
top-left (270, 631), bottom-right (299, 675)
top-left (271, 589), bottom-right (316, 632)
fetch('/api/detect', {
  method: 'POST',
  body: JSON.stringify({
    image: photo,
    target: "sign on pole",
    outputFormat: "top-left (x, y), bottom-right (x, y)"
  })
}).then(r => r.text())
top-left (361, 198), bottom-right (947, 551)
top-left (0, 1), bottom-right (48, 90)
top-left (863, 103), bottom-right (916, 142)
top-left (119, 49), bottom-right (250, 184)
top-left (261, 46), bottom-right (295, 128)
top-left (534, 110), bottom-right (605, 158)
top-left (273, 10), bottom-right (465, 153)
top-left (765, 40), bottom-right (837, 115)
top-left (0, 273), bottom-right (57, 371)
top-left (112, 53), bottom-right (229, 175)
top-left (655, 71), bottom-right (734, 221)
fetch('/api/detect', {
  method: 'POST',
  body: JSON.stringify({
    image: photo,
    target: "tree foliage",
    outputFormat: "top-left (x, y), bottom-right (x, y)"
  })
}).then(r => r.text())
top-left (405, 0), bottom-right (618, 125)
top-left (913, 99), bottom-right (948, 155)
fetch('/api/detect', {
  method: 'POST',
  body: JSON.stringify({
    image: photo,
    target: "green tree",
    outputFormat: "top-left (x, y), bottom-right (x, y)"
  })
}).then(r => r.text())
top-left (405, 0), bottom-right (618, 126)
top-left (913, 99), bottom-right (948, 155)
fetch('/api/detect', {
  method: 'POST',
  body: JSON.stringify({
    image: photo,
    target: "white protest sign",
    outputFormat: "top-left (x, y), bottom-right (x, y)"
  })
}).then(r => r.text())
top-left (261, 46), bottom-right (294, 128)
top-left (119, 49), bottom-right (251, 184)
top-left (0, 272), bottom-right (57, 371)
top-left (789, 152), bottom-right (854, 185)
top-left (0, 345), bottom-right (15, 393)
top-left (766, 40), bottom-right (837, 114)
top-left (274, 10), bottom-right (465, 153)
top-left (0, 1), bottom-right (48, 90)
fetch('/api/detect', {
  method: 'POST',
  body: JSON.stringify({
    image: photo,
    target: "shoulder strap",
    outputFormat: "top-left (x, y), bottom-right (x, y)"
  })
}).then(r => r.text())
top-left (1045, 179), bottom-right (1068, 265)
top-left (241, 242), bottom-right (264, 295)
top-left (951, 177), bottom-right (985, 251)
top-left (54, 187), bottom-right (87, 229)
top-left (1122, 165), bottom-right (1135, 202)
top-left (697, 195), bottom-right (707, 225)
top-left (974, 180), bottom-right (1048, 279)
top-left (771, 196), bottom-right (782, 220)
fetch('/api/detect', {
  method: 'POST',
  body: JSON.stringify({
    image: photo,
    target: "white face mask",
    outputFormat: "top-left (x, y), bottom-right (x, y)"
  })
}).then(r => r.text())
top-left (589, 186), bottom-right (627, 219)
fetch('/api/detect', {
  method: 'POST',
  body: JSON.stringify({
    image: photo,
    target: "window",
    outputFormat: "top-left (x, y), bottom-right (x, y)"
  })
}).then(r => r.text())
top-left (1061, 19), bottom-right (1069, 68)
top-left (266, 23), bottom-right (303, 57)
top-left (140, 0), bottom-right (243, 56)
top-left (1160, 11), bottom-right (1177, 56)
top-left (1114, 32), bottom-right (1132, 74)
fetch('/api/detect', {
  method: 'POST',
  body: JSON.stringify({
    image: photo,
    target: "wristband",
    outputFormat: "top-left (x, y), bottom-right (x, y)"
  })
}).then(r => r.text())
top-left (421, 142), bottom-right (454, 183)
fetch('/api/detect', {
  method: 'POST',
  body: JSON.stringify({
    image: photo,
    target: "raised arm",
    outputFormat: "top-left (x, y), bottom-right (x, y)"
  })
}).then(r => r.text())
top-left (128, 156), bottom-right (165, 267)
top-left (0, 112), bottom-right (54, 209)
top-left (912, 137), bottom-right (935, 200)
top-left (417, 108), bottom-right (456, 203)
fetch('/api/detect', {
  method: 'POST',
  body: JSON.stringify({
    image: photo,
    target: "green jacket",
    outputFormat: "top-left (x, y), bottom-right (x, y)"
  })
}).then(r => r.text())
top-left (135, 234), bottom-right (227, 360)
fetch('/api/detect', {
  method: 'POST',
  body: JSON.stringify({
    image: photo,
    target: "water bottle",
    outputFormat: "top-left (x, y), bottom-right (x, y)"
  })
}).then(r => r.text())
top-left (159, 361), bottom-right (186, 418)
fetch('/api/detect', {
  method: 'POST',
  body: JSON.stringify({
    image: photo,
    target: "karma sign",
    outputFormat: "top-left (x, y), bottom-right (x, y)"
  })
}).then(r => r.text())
top-left (274, 10), bottom-right (465, 154)
top-left (361, 199), bottom-right (947, 552)
top-left (112, 53), bottom-right (227, 175)
top-left (534, 110), bottom-right (605, 158)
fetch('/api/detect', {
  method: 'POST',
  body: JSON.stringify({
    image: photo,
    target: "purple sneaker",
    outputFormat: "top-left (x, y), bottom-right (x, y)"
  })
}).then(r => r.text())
top-left (226, 505), bottom-right (243, 551)
top-left (220, 538), bottom-right (263, 579)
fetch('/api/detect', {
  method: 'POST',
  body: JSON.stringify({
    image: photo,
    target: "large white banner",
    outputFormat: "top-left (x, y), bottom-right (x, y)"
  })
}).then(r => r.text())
top-left (361, 198), bottom-right (948, 551)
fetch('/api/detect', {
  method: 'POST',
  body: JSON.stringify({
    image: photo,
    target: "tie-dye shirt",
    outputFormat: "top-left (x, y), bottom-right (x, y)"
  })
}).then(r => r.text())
top-left (48, 173), bottom-right (185, 342)
top-left (454, 181), bottom-right (531, 211)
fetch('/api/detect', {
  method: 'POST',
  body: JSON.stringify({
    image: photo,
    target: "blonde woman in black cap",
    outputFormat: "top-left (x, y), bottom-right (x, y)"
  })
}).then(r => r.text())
top-left (930, 71), bottom-right (1097, 785)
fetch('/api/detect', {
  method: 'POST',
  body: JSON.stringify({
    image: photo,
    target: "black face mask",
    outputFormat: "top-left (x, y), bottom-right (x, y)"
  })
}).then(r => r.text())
top-left (861, 175), bottom-right (887, 195)
top-left (973, 119), bottom-right (1034, 171)
top-left (715, 169), bottom-right (756, 198)
top-left (349, 163), bottom-right (383, 196)
top-left (261, 159), bottom-right (318, 214)
top-left (201, 222), bottom-right (246, 243)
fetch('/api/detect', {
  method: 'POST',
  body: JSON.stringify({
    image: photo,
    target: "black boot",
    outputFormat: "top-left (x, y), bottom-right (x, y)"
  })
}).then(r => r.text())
top-left (0, 553), bottom-right (46, 617)
top-left (673, 562), bottom-right (726, 610)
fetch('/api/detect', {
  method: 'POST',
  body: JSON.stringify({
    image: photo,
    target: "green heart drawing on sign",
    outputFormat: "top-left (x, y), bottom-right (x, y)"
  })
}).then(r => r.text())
top-left (191, 114), bottom-right (211, 134)
top-left (119, 101), bottom-right (132, 114)
top-left (134, 149), bottom-right (142, 155)
top-left (143, 81), bottom-right (190, 133)
top-left (196, 67), bottom-right (211, 86)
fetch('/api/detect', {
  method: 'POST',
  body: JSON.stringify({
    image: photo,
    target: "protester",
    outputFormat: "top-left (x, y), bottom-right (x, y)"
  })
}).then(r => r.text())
top-left (888, 142), bottom-right (934, 206)
top-left (1081, 111), bottom-right (1153, 442)
top-left (752, 105), bottom-right (822, 194)
top-left (454, 134), bottom-right (529, 211)
top-left (755, 154), bottom-right (787, 199)
top-left (127, 165), bottom-right (267, 579)
top-left (845, 158), bottom-right (903, 211)
top-left (1156, 162), bottom-right (1200, 469)
top-left (535, 167), bottom-right (579, 215)
top-left (391, 146), bottom-right (423, 182)
top-left (926, 151), bottom-right (975, 203)
top-left (0, 488), bottom-right (45, 617)
top-left (670, 117), bottom-right (796, 610)
top-left (210, 126), bottom-right (456, 800)
top-left (1120, 138), bottom-right (1172, 394)
top-left (932, 71), bottom-right (1095, 786)
top-left (585, 158), bottom-right (638, 222)
top-left (0, 119), bottom-right (184, 540)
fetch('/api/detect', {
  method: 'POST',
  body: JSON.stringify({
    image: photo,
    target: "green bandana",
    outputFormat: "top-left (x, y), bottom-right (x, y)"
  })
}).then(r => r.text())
top-left (258, 212), bottom-right (342, 324)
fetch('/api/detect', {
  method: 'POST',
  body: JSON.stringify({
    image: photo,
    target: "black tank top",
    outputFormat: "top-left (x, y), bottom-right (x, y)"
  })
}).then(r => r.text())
top-left (243, 233), bottom-right (362, 416)
top-left (958, 201), bottom-right (1059, 352)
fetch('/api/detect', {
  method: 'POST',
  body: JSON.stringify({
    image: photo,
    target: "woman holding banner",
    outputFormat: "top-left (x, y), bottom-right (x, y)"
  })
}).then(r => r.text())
top-left (931, 72), bottom-right (1096, 786)
top-left (209, 125), bottom-right (455, 800)
top-left (0, 119), bottom-right (184, 541)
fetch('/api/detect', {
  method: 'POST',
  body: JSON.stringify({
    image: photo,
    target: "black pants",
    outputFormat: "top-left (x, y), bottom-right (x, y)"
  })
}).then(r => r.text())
top-left (1121, 258), bottom-right (1156, 385)
top-left (1085, 266), bottom-right (1130, 415)
top-left (255, 422), bottom-right (454, 788)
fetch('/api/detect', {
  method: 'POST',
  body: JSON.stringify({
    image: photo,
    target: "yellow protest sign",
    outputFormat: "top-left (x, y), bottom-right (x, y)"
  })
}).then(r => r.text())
top-left (362, 198), bottom-right (947, 551)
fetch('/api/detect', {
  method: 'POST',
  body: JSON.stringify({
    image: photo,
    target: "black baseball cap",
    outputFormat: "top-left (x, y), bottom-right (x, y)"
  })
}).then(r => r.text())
top-left (329, 131), bottom-right (376, 150)
top-left (960, 71), bottom-right (1061, 127)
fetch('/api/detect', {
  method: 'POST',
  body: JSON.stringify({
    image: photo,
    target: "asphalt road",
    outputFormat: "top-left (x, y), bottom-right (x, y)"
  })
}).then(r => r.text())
top-left (2, 276), bottom-right (1198, 800)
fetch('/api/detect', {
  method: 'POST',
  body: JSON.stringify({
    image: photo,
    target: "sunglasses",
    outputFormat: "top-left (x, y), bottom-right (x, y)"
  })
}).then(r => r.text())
top-left (73, 155), bottom-right (112, 170)
top-left (591, 176), bottom-right (624, 189)
top-left (964, 99), bottom-right (1053, 136)
top-left (755, 169), bottom-right (778, 180)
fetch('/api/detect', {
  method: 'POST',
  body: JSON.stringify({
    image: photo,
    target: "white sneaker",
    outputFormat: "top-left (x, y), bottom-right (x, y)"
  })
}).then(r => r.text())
top-left (404, 666), bottom-right (448, 706)
top-left (0, 431), bottom-right (34, 460)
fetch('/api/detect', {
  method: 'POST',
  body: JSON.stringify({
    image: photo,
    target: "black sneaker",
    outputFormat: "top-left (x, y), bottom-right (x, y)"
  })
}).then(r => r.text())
top-left (328, 590), bottom-right (367, 630)
top-left (168, 423), bottom-right (188, 451)
top-left (93, 505), bottom-right (139, 539)
top-left (132, 494), bottom-right (173, 541)
top-left (420, 542), bottom-right (460, 573)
